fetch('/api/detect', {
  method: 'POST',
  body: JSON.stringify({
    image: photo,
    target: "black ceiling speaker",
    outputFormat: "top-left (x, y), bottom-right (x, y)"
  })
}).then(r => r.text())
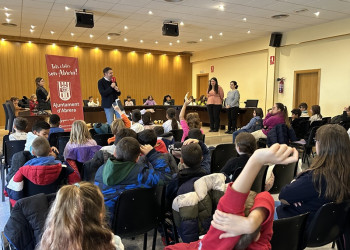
top-left (269, 32), bottom-right (282, 47)
top-left (76, 12), bottom-right (94, 28)
top-left (162, 22), bottom-right (179, 36)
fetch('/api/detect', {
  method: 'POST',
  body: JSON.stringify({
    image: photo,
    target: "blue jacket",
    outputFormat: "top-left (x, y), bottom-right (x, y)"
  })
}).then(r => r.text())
top-left (94, 149), bottom-right (171, 223)
top-left (240, 116), bottom-right (263, 132)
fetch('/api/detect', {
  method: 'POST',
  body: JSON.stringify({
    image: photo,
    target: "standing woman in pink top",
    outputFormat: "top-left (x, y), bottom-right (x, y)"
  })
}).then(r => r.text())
top-left (207, 77), bottom-right (224, 132)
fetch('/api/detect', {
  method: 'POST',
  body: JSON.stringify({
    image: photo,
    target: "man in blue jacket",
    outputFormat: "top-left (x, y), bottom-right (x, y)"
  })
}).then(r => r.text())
top-left (98, 67), bottom-right (121, 124)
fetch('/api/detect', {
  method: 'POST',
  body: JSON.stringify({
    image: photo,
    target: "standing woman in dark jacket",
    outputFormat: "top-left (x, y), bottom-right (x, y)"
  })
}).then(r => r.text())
top-left (207, 77), bottom-right (224, 132)
top-left (225, 81), bottom-right (240, 134)
top-left (35, 77), bottom-right (51, 110)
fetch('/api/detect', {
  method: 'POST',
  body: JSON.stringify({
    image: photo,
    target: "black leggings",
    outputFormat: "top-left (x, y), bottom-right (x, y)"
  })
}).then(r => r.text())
top-left (227, 107), bottom-right (239, 131)
top-left (207, 104), bottom-right (222, 130)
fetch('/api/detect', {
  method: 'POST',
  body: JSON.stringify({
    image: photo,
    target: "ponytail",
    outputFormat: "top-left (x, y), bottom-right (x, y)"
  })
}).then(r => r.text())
top-left (276, 103), bottom-right (290, 128)
top-left (166, 108), bottom-right (179, 130)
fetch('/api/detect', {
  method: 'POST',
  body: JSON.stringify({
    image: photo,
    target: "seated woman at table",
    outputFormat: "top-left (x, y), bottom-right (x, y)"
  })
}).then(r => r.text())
top-left (143, 95), bottom-right (157, 105)
top-left (63, 120), bottom-right (97, 160)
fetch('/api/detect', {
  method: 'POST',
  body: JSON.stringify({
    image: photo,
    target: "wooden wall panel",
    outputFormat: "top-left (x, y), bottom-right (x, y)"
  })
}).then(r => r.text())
top-left (0, 40), bottom-right (192, 127)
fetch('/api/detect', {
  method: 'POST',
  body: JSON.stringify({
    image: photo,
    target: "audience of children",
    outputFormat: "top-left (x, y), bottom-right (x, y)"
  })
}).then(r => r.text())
top-left (94, 136), bottom-right (171, 223)
top-left (309, 104), bottom-right (322, 124)
top-left (29, 94), bottom-right (39, 111)
top-left (24, 120), bottom-right (51, 152)
top-left (251, 103), bottom-right (289, 141)
top-left (164, 94), bottom-right (173, 105)
top-left (5, 137), bottom-right (80, 207)
top-left (87, 96), bottom-right (99, 107)
top-left (9, 117), bottom-right (28, 141)
top-left (105, 105), bottom-right (132, 146)
top-left (197, 95), bottom-right (207, 106)
top-left (276, 124), bottom-right (350, 222)
top-left (232, 108), bottom-right (263, 142)
top-left (37, 182), bottom-right (124, 250)
top-left (167, 144), bottom-right (298, 250)
top-left (163, 108), bottom-right (181, 133)
top-left (299, 102), bottom-right (309, 117)
top-left (124, 95), bottom-right (134, 106)
top-left (143, 95), bottom-right (156, 105)
top-left (63, 120), bottom-right (97, 160)
top-left (49, 114), bottom-right (64, 134)
top-left (179, 99), bottom-right (203, 142)
top-left (130, 109), bottom-right (144, 133)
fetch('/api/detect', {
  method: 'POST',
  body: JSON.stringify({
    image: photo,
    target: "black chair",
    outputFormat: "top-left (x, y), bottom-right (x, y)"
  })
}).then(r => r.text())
top-left (210, 143), bottom-right (237, 173)
top-left (269, 162), bottom-right (298, 194)
top-left (170, 129), bottom-right (183, 142)
top-left (143, 98), bottom-right (147, 104)
top-left (2, 103), bottom-right (9, 130)
top-left (89, 128), bottom-right (98, 137)
top-left (1, 139), bottom-right (26, 202)
top-left (322, 117), bottom-right (331, 124)
top-left (302, 200), bottom-right (350, 249)
top-left (83, 100), bottom-right (89, 106)
top-left (124, 98), bottom-right (136, 106)
top-left (48, 131), bottom-right (70, 148)
top-left (271, 213), bottom-right (309, 250)
top-left (57, 136), bottom-right (70, 162)
top-left (112, 186), bottom-right (163, 250)
top-left (250, 165), bottom-right (268, 193)
top-left (93, 133), bottom-right (114, 147)
top-left (302, 126), bottom-right (320, 166)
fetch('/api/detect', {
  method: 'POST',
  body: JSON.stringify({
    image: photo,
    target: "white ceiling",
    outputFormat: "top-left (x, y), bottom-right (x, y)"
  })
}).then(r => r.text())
top-left (1, 0), bottom-right (350, 53)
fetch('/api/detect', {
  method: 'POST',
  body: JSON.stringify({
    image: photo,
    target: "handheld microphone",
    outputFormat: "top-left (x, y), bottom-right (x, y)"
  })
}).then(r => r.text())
top-left (111, 76), bottom-right (116, 83)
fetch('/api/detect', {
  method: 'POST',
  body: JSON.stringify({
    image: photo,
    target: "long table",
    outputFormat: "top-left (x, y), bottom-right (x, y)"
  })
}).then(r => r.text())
top-left (83, 106), bottom-right (254, 129)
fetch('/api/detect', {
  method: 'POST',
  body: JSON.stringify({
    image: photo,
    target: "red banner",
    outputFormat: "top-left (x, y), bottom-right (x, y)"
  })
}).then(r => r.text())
top-left (45, 55), bottom-right (84, 131)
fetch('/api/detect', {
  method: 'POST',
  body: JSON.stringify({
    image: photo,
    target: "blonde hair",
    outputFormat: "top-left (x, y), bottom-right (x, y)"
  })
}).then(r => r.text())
top-left (69, 120), bottom-right (92, 144)
top-left (186, 112), bottom-right (201, 130)
top-left (110, 118), bottom-right (125, 135)
top-left (37, 182), bottom-right (115, 250)
top-left (30, 94), bottom-right (37, 100)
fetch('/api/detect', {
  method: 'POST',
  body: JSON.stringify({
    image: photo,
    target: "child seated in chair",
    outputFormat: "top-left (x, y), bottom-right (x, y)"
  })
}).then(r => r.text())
top-left (166, 144), bottom-right (298, 250)
top-left (25, 120), bottom-right (57, 154)
top-left (130, 109), bottom-right (144, 133)
top-left (9, 117), bottom-right (28, 141)
top-left (49, 114), bottom-right (64, 134)
top-left (94, 136), bottom-right (172, 223)
top-left (5, 137), bottom-right (80, 207)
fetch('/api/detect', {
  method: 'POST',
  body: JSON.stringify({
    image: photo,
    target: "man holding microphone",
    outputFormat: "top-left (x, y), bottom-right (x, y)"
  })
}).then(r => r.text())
top-left (98, 67), bottom-right (121, 124)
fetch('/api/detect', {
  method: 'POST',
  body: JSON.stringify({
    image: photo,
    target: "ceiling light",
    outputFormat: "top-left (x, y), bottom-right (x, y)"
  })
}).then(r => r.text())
top-left (124, 38), bottom-right (128, 42)
top-left (52, 43), bottom-right (56, 47)
top-left (199, 38), bottom-right (203, 42)
top-left (1, 38), bottom-right (5, 41)
top-left (247, 30), bottom-right (251, 34)
top-left (219, 32), bottom-right (223, 36)
top-left (89, 34), bottom-right (94, 38)
top-left (209, 35), bottom-right (213, 39)
top-left (95, 47), bottom-right (99, 50)
top-left (180, 21), bottom-right (184, 26)
top-left (114, 49), bottom-right (118, 52)
top-left (177, 40), bottom-right (180, 43)
top-left (314, 11), bottom-right (320, 17)
top-left (30, 29), bottom-right (34, 33)
top-left (169, 42), bottom-right (173, 46)
top-left (140, 39), bottom-right (143, 43)
top-left (124, 25), bottom-right (128, 29)
top-left (4, 7), bottom-right (9, 11)
top-left (107, 36), bottom-right (111, 40)
top-left (74, 45), bottom-right (78, 49)
top-left (131, 51), bottom-right (135, 53)
top-left (65, 6), bottom-right (70, 11)
top-left (4, 13), bottom-right (11, 17)
top-left (147, 52), bottom-right (151, 55)
top-left (218, 5), bottom-right (224, 11)
top-left (243, 17), bottom-right (247, 22)
top-left (148, 10), bottom-right (153, 15)
top-left (31, 25), bottom-right (35, 29)
top-left (28, 41), bottom-right (32, 44)
top-left (71, 33), bottom-right (74, 36)
top-left (6, 18), bottom-right (11, 23)
top-left (50, 31), bottom-right (55, 34)
top-left (155, 41), bottom-right (158, 44)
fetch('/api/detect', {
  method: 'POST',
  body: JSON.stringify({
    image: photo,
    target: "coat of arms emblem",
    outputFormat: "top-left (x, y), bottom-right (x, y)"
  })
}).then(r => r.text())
top-left (58, 81), bottom-right (71, 101)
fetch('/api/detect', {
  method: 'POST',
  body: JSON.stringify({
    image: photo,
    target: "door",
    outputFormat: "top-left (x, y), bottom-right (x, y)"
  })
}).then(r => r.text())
top-left (293, 69), bottom-right (320, 115)
top-left (196, 74), bottom-right (209, 99)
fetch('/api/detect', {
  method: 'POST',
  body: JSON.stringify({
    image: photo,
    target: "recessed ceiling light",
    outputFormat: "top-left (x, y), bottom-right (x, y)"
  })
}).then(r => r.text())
top-left (28, 41), bottom-right (32, 44)
top-left (247, 30), bottom-right (251, 34)
top-left (50, 31), bottom-right (55, 34)
top-left (140, 39), bottom-right (144, 43)
top-left (89, 34), bottom-right (94, 38)
top-left (52, 43), bottom-right (56, 47)
top-left (30, 29), bottom-right (34, 33)
top-left (242, 17), bottom-right (247, 22)
top-left (74, 45), bottom-right (78, 49)
top-left (131, 51), bottom-right (135, 53)
top-left (114, 49), bottom-right (118, 52)
top-left (4, 13), bottom-right (11, 17)
top-left (124, 25), bottom-right (128, 29)
top-left (107, 36), bottom-right (111, 40)
top-left (6, 18), bottom-right (11, 23)
top-left (4, 7), bottom-right (9, 11)
top-left (180, 21), bottom-right (184, 26)
top-left (271, 14), bottom-right (289, 19)
top-left (218, 5), bottom-right (224, 11)
top-left (65, 6), bottom-right (70, 11)
top-left (148, 10), bottom-right (153, 15)
top-left (314, 11), bottom-right (320, 17)
top-left (147, 52), bottom-right (151, 55)
top-left (199, 38), bottom-right (203, 42)
top-left (95, 47), bottom-right (99, 50)
top-left (219, 32), bottom-right (223, 36)
top-left (209, 35), bottom-right (213, 39)
top-left (31, 25), bottom-right (35, 29)
top-left (1, 38), bottom-right (5, 41)
top-left (169, 42), bottom-right (173, 46)
top-left (177, 40), bottom-right (180, 43)
top-left (124, 38), bottom-right (128, 42)
top-left (155, 41), bottom-right (158, 44)
top-left (71, 32), bottom-right (74, 36)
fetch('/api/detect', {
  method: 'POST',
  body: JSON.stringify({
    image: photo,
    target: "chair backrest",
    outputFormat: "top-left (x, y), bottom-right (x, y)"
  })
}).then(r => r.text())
top-left (269, 162), bottom-right (298, 194)
top-left (271, 213), bottom-right (309, 250)
top-left (303, 200), bottom-right (350, 248)
top-left (210, 143), bottom-right (237, 173)
top-left (112, 186), bottom-right (163, 237)
top-left (92, 133), bottom-right (114, 146)
top-left (2, 103), bottom-right (9, 130)
top-left (143, 98), bottom-right (147, 104)
top-left (309, 120), bottom-right (323, 129)
top-left (89, 128), bottom-right (98, 137)
top-left (305, 126), bottom-right (320, 147)
top-left (5, 140), bottom-right (26, 166)
top-left (322, 117), bottom-right (331, 124)
top-left (48, 131), bottom-right (70, 148)
top-left (170, 129), bottom-right (183, 142)
top-left (57, 136), bottom-right (70, 161)
top-left (83, 100), bottom-right (89, 106)
top-left (250, 165), bottom-right (268, 193)
top-left (170, 99), bottom-right (175, 105)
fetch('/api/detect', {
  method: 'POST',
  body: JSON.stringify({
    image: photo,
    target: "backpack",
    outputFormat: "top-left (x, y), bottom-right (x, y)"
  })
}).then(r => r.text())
top-left (93, 123), bottom-right (111, 134)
